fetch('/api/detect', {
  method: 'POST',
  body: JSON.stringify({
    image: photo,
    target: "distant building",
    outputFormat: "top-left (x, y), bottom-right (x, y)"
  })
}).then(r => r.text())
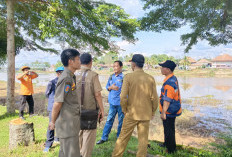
top-left (191, 59), bottom-right (212, 68)
top-left (211, 54), bottom-right (232, 68)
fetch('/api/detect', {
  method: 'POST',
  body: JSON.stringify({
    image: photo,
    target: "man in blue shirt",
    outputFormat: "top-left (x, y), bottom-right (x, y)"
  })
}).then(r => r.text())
top-left (96, 61), bottom-right (124, 144)
top-left (43, 67), bottom-right (64, 152)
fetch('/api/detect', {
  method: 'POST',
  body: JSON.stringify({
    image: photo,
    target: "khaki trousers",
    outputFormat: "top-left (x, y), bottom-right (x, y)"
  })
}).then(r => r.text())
top-left (112, 115), bottom-right (150, 157)
top-left (59, 136), bottom-right (80, 157)
top-left (79, 129), bottom-right (97, 157)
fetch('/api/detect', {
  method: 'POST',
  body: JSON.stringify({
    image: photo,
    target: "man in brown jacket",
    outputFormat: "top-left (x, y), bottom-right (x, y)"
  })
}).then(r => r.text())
top-left (112, 54), bottom-right (159, 157)
top-left (76, 53), bottom-right (104, 157)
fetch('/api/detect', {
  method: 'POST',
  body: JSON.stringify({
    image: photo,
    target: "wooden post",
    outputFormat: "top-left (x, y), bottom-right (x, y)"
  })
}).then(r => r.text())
top-left (9, 118), bottom-right (35, 149)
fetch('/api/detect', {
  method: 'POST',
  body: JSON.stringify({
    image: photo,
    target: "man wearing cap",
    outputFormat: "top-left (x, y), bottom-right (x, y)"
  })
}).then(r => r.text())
top-left (49, 49), bottom-right (81, 157)
top-left (159, 60), bottom-right (182, 154)
top-left (112, 54), bottom-right (159, 157)
top-left (43, 67), bottom-right (64, 153)
top-left (17, 66), bottom-right (38, 119)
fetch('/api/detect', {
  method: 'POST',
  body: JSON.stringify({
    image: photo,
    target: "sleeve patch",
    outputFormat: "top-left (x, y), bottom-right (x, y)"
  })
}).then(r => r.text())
top-left (64, 85), bottom-right (70, 93)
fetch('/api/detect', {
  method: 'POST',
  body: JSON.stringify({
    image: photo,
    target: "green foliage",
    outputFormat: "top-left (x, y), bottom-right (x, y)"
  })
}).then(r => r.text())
top-left (0, 0), bottom-right (139, 63)
top-left (140, 0), bottom-right (232, 52)
top-left (211, 128), bottom-right (232, 157)
top-left (38, 0), bottom-right (139, 54)
top-left (55, 61), bottom-right (63, 69)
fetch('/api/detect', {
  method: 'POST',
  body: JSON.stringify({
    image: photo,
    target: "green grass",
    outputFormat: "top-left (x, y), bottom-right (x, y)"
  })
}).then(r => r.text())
top-left (0, 105), bottom-right (229, 157)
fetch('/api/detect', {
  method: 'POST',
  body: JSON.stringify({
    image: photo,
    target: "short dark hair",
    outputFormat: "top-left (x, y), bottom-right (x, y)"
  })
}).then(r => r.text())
top-left (61, 49), bottom-right (80, 66)
top-left (80, 53), bottom-right (92, 65)
top-left (135, 62), bottom-right (144, 68)
top-left (114, 60), bottom-right (123, 67)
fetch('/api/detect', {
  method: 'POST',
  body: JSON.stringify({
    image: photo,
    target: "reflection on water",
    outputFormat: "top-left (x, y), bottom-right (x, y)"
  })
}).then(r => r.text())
top-left (0, 72), bottom-right (231, 134)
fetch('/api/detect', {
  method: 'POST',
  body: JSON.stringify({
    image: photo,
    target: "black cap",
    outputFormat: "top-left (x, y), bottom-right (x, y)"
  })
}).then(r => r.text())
top-left (159, 60), bottom-right (176, 71)
top-left (129, 54), bottom-right (145, 63)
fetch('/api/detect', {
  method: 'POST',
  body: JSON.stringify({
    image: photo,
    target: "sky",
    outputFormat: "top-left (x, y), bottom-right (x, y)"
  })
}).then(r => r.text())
top-left (15, 0), bottom-right (232, 67)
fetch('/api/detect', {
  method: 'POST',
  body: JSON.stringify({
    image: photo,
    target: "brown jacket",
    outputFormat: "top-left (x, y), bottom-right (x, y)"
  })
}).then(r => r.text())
top-left (120, 69), bottom-right (159, 120)
top-left (76, 66), bottom-right (102, 110)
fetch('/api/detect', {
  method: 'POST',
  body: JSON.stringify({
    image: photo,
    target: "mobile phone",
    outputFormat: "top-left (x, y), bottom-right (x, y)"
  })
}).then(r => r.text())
top-left (99, 114), bottom-right (102, 124)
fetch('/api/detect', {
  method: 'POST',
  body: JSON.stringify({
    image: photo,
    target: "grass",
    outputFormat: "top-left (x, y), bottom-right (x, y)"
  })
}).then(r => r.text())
top-left (1, 105), bottom-right (228, 157)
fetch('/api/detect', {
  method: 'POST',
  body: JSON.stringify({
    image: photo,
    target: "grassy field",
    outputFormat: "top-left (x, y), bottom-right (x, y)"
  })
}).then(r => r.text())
top-left (1, 105), bottom-right (227, 157)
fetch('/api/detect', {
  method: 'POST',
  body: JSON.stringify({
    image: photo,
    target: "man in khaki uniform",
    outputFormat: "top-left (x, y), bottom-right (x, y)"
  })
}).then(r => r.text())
top-left (49, 49), bottom-right (81, 157)
top-left (112, 54), bottom-right (159, 157)
top-left (76, 53), bottom-right (104, 157)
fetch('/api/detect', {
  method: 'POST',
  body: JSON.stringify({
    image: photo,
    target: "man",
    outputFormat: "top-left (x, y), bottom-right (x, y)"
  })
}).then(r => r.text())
top-left (17, 66), bottom-right (38, 119)
top-left (96, 60), bottom-right (124, 145)
top-left (112, 54), bottom-right (159, 157)
top-left (49, 49), bottom-right (81, 157)
top-left (43, 67), bottom-right (64, 152)
top-left (76, 53), bottom-right (104, 157)
top-left (159, 60), bottom-right (182, 154)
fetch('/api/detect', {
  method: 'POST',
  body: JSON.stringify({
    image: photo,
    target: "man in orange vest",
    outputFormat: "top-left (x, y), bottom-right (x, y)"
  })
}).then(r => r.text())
top-left (159, 60), bottom-right (182, 154)
top-left (17, 66), bottom-right (38, 119)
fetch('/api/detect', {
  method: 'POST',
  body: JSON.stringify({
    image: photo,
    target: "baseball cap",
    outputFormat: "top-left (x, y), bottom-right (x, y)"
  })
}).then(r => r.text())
top-left (55, 67), bottom-right (64, 72)
top-left (21, 66), bottom-right (30, 71)
top-left (129, 54), bottom-right (145, 63)
top-left (159, 60), bottom-right (176, 71)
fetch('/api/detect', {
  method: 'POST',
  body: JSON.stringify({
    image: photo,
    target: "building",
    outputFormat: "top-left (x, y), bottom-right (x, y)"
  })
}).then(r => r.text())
top-left (191, 59), bottom-right (212, 69)
top-left (211, 54), bottom-right (232, 68)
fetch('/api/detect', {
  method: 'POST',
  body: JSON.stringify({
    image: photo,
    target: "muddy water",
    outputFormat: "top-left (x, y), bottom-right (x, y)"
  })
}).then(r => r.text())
top-left (0, 72), bottom-right (231, 135)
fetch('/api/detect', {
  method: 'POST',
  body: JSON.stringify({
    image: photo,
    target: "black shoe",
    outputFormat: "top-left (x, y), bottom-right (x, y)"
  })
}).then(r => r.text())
top-left (96, 139), bottom-right (107, 145)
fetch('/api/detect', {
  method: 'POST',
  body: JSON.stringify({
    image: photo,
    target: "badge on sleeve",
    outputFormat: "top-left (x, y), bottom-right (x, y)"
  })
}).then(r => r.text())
top-left (71, 82), bottom-right (76, 91)
top-left (64, 85), bottom-right (70, 93)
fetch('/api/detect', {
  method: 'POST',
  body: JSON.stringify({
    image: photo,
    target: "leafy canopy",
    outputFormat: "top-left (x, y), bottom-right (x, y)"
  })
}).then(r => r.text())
top-left (0, 0), bottom-right (139, 63)
top-left (140, 0), bottom-right (232, 52)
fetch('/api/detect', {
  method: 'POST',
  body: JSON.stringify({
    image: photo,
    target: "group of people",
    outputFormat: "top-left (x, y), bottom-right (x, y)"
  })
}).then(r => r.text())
top-left (17, 48), bottom-right (182, 157)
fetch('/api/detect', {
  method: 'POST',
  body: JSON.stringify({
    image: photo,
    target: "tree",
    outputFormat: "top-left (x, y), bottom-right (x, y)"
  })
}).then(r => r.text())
top-left (140, 0), bottom-right (232, 52)
top-left (1, 0), bottom-right (139, 113)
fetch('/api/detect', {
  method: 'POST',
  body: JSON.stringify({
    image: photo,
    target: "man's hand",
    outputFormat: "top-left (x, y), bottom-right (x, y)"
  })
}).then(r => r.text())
top-left (111, 84), bottom-right (119, 91)
top-left (49, 122), bottom-right (55, 130)
top-left (98, 110), bottom-right (104, 123)
top-left (160, 112), bottom-right (166, 120)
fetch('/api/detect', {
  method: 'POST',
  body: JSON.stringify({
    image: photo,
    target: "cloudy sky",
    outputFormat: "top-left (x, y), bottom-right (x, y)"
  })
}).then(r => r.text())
top-left (15, 0), bottom-right (232, 67)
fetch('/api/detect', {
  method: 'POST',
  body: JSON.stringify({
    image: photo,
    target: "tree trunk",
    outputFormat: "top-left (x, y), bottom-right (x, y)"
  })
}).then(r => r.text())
top-left (6, 0), bottom-right (16, 113)
top-left (9, 118), bottom-right (35, 149)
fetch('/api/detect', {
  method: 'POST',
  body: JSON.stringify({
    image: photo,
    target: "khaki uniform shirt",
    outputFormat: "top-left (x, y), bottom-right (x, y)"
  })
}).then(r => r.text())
top-left (54, 68), bottom-right (80, 138)
top-left (76, 66), bottom-right (102, 110)
top-left (120, 69), bottom-right (159, 120)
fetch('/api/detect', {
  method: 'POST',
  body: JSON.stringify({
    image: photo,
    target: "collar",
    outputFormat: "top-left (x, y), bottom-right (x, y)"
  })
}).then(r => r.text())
top-left (114, 72), bottom-right (123, 77)
top-left (81, 66), bottom-right (91, 71)
top-left (163, 73), bottom-right (174, 83)
top-left (64, 67), bottom-right (74, 77)
top-left (134, 69), bottom-right (144, 72)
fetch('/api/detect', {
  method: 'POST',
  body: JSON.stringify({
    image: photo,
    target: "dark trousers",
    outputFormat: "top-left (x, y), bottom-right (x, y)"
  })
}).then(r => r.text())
top-left (45, 111), bottom-right (59, 148)
top-left (163, 117), bottom-right (176, 153)
top-left (19, 95), bottom-right (34, 117)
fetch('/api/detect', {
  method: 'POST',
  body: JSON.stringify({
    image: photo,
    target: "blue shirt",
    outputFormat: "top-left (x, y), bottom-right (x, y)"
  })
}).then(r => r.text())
top-left (46, 77), bottom-right (58, 111)
top-left (106, 73), bottom-right (124, 106)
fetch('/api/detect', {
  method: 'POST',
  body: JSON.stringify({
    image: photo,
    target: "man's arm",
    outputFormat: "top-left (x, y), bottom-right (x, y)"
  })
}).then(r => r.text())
top-left (160, 101), bottom-right (170, 120)
top-left (93, 75), bottom-right (104, 122)
top-left (45, 81), bottom-right (52, 98)
top-left (152, 79), bottom-right (159, 116)
top-left (49, 102), bottom-right (63, 130)
top-left (120, 75), bottom-right (129, 114)
top-left (95, 92), bottom-right (104, 122)
top-left (16, 71), bottom-right (28, 80)
top-left (160, 84), bottom-right (175, 120)
top-left (106, 76), bottom-right (112, 91)
top-left (49, 78), bottom-right (69, 130)
top-left (30, 71), bottom-right (38, 79)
